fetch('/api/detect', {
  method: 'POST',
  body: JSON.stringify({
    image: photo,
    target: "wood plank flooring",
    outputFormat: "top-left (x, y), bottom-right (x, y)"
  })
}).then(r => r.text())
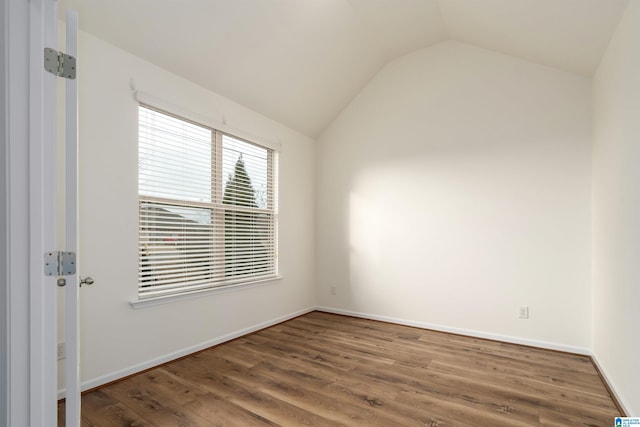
top-left (58, 311), bottom-right (621, 426)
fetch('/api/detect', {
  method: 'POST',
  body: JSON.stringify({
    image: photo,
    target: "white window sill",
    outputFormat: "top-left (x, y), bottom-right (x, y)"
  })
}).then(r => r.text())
top-left (129, 275), bottom-right (282, 310)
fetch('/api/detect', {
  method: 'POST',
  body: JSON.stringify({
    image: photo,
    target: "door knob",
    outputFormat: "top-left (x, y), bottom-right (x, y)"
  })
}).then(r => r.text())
top-left (80, 276), bottom-right (95, 287)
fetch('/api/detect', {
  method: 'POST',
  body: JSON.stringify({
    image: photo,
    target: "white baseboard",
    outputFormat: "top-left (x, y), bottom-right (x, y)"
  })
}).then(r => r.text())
top-left (314, 306), bottom-right (591, 355)
top-left (58, 306), bottom-right (315, 399)
top-left (591, 353), bottom-right (632, 416)
top-left (61, 305), bottom-right (629, 416)
top-left (320, 307), bottom-right (633, 414)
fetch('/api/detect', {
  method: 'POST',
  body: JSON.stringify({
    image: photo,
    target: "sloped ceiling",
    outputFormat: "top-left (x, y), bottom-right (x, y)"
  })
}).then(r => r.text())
top-left (60, 0), bottom-right (629, 137)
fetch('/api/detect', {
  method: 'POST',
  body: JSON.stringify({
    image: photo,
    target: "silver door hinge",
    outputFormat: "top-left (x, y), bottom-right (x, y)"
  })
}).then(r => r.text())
top-left (44, 48), bottom-right (76, 79)
top-left (44, 251), bottom-right (76, 276)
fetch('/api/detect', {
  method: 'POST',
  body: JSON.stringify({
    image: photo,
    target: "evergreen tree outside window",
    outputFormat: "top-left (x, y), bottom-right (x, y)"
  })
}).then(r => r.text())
top-left (222, 137), bottom-right (273, 278)
top-left (138, 105), bottom-right (278, 299)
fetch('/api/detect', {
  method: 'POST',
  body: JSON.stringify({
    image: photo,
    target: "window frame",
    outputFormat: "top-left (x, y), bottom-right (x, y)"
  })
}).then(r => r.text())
top-left (133, 102), bottom-right (280, 307)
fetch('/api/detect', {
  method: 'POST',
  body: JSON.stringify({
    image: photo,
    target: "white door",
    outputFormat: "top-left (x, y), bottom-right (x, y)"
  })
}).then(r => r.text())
top-left (62, 9), bottom-right (82, 427)
top-left (63, 10), bottom-right (82, 427)
top-left (4, 0), bottom-right (80, 424)
top-left (36, 1), bottom-right (82, 425)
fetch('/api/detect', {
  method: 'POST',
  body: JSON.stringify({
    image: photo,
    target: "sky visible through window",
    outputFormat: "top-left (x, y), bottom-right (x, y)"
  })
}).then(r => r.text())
top-left (139, 107), bottom-right (268, 224)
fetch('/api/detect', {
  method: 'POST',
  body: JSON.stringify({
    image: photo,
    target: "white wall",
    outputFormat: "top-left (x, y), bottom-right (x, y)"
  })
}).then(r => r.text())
top-left (592, 1), bottom-right (640, 416)
top-left (317, 40), bottom-right (593, 351)
top-left (73, 31), bottom-right (315, 388)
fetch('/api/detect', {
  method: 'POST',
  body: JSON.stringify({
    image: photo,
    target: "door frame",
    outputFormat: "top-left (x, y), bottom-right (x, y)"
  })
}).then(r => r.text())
top-left (2, 0), bottom-right (59, 425)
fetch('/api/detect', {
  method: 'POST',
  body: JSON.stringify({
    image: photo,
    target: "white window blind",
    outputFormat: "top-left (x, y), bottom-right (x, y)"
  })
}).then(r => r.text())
top-left (138, 105), bottom-right (278, 299)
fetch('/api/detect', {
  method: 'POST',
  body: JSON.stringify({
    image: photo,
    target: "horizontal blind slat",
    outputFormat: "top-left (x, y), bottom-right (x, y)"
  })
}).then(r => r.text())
top-left (138, 105), bottom-right (278, 299)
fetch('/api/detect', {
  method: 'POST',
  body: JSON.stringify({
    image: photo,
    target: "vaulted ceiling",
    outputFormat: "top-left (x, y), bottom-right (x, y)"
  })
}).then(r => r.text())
top-left (60, 0), bottom-right (629, 137)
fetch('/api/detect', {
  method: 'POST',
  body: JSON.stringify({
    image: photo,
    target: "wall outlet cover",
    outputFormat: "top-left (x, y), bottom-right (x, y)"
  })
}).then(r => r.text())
top-left (518, 306), bottom-right (529, 319)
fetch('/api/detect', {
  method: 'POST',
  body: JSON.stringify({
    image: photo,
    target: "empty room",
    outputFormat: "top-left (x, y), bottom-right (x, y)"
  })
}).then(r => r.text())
top-left (2, 0), bottom-right (639, 425)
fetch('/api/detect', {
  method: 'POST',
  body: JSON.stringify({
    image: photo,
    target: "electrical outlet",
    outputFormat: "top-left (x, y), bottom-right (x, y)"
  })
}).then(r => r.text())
top-left (518, 306), bottom-right (529, 319)
top-left (330, 286), bottom-right (336, 295)
top-left (57, 342), bottom-right (66, 360)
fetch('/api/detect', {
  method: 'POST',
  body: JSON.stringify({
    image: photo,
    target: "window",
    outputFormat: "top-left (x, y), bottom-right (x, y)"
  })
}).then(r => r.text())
top-left (138, 105), bottom-right (278, 299)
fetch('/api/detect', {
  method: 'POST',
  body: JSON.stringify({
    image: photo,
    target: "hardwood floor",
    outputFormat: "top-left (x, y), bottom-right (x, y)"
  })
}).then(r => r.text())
top-left (59, 311), bottom-right (620, 426)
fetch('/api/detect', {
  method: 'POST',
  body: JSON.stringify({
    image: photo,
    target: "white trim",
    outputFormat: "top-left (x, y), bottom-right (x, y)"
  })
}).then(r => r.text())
top-left (4, 1), bottom-right (31, 423)
top-left (314, 306), bottom-right (592, 355)
top-left (28, 0), bottom-right (58, 425)
top-left (591, 353), bottom-right (632, 416)
top-left (129, 275), bottom-right (283, 309)
top-left (58, 306), bottom-right (314, 398)
top-left (0, 0), bottom-right (8, 423)
top-left (4, 0), bottom-right (59, 423)
top-left (134, 91), bottom-right (282, 152)
top-left (54, 305), bottom-right (629, 416)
